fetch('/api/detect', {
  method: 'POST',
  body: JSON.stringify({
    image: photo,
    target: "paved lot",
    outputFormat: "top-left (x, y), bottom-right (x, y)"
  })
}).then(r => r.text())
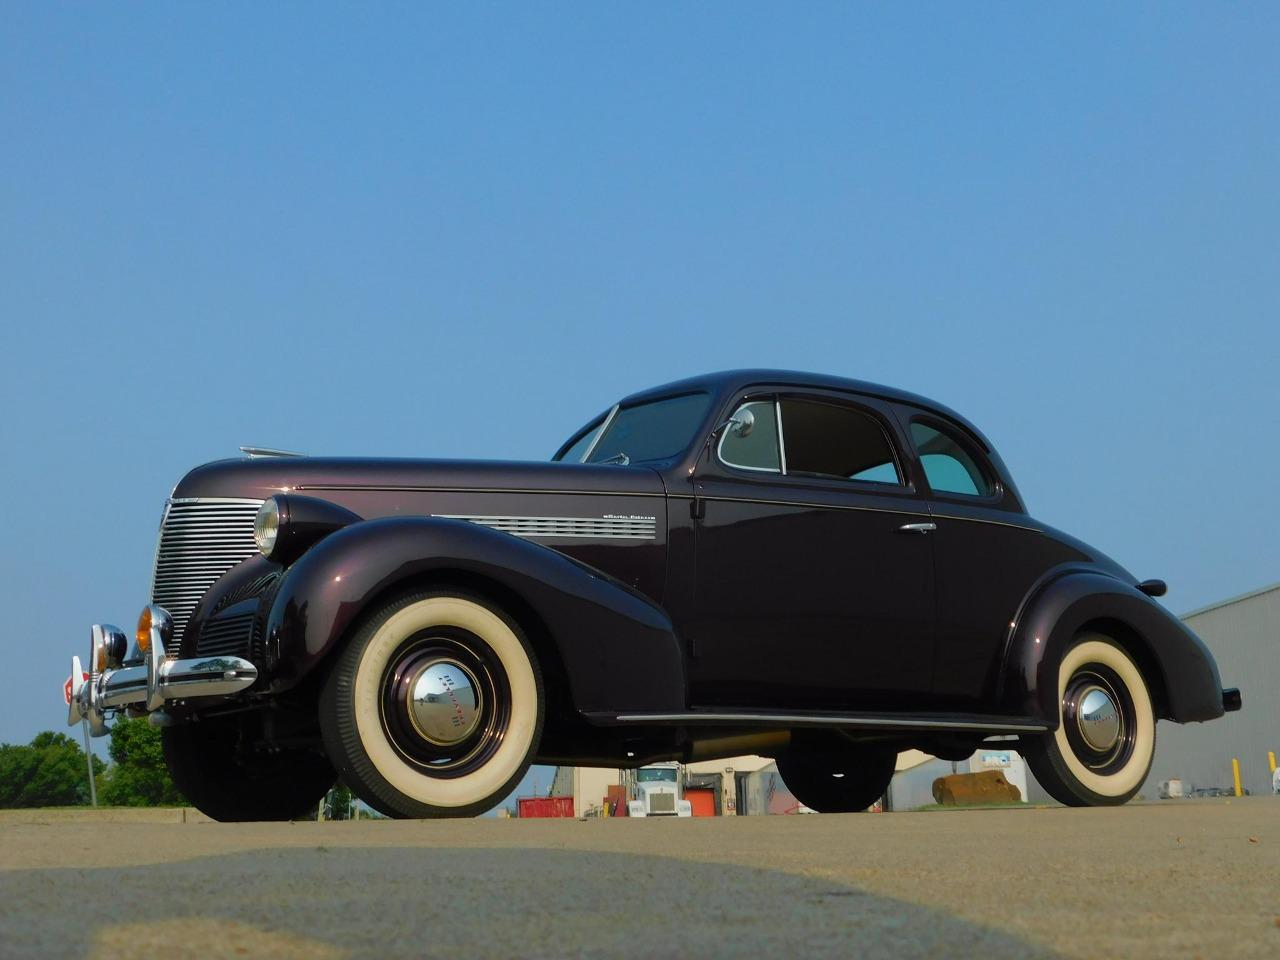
top-left (1, 799), bottom-right (1277, 959)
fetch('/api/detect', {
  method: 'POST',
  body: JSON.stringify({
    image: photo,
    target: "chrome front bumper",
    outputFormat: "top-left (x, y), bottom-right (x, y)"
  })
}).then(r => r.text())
top-left (68, 621), bottom-right (258, 737)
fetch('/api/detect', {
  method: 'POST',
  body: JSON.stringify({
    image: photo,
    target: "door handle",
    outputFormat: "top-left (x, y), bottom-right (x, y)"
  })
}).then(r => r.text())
top-left (897, 522), bottom-right (937, 534)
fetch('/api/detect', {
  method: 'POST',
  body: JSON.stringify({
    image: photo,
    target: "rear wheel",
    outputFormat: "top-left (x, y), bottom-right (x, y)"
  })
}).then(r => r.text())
top-left (776, 737), bottom-right (896, 813)
top-left (162, 716), bottom-right (336, 822)
top-left (320, 589), bottom-right (544, 819)
top-left (1022, 635), bottom-right (1156, 806)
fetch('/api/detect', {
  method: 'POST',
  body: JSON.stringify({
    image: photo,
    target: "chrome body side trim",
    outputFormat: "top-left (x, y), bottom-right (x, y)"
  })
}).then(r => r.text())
top-left (604, 711), bottom-right (1051, 733)
top-left (298, 485), bottom-right (669, 498)
top-left (687, 493), bottom-right (931, 520)
top-left (435, 514), bottom-right (657, 540)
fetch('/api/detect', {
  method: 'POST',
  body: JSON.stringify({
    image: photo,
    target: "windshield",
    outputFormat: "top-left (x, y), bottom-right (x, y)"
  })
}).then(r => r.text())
top-left (635, 768), bottom-right (678, 783)
top-left (555, 393), bottom-right (711, 464)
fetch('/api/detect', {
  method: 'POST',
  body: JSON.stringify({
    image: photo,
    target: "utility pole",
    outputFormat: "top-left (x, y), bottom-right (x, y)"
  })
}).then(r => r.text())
top-left (80, 718), bottom-right (97, 808)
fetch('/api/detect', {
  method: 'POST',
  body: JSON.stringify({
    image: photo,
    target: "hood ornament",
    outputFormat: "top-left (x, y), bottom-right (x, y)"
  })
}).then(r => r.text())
top-left (239, 446), bottom-right (306, 459)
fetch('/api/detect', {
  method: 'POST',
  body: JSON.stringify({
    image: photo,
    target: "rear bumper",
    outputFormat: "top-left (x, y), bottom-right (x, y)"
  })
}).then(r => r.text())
top-left (67, 621), bottom-right (257, 737)
top-left (1222, 688), bottom-right (1243, 713)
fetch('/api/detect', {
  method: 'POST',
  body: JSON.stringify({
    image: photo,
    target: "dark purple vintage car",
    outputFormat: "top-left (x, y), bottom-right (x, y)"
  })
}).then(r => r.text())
top-left (67, 370), bottom-right (1240, 818)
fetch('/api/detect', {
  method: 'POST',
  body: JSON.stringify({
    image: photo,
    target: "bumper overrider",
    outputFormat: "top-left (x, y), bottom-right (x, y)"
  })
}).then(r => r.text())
top-left (67, 606), bottom-right (258, 737)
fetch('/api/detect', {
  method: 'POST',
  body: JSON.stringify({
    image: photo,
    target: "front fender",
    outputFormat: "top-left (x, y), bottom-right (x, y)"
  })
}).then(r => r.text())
top-left (263, 516), bottom-right (685, 714)
top-left (1001, 571), bottom-right (1224, 725)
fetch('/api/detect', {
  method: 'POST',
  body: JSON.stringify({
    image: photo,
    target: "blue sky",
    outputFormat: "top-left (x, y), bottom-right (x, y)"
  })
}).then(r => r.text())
top-left (2, 4), bottom-right (1276, 808)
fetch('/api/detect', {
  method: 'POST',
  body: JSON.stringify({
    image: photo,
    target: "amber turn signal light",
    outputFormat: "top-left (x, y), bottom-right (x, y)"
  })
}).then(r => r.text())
top-left (136, 606), bottom-right (153, 653)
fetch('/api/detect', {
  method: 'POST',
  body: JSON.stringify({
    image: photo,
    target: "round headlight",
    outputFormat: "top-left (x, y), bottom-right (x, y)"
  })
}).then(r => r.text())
top-left (254, 498), bottom-right (281, 557)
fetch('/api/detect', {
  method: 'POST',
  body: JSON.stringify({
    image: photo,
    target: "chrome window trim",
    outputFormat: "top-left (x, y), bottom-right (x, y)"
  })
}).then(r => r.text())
top-left (775, 400), bottom-right (788, 475)
top-left (778, 395), bottom-right (907, 489)
top-left (580, 404), bottom-right (619, 463)
top-left (908, 416), bottom-right (1002, 502)
top-left (716, 400), bottom-right (783, 474)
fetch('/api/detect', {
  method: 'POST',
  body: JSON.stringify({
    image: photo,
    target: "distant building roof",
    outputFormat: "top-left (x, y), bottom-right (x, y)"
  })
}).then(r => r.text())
top-left (1181, 581), bottom-right (1280, 620)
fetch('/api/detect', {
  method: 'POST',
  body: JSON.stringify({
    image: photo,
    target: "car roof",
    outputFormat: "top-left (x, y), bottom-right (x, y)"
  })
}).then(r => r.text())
top-left (617, 369), bottom-right (996, 451)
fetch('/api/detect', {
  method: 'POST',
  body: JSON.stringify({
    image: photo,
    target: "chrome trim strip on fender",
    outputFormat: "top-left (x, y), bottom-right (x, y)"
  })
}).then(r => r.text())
top-left (435, 514), bottom-right (658, 540)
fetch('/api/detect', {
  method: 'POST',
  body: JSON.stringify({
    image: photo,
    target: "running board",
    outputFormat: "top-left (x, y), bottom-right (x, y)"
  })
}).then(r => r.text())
top-left (590, 710), bottom-right (1050, 734)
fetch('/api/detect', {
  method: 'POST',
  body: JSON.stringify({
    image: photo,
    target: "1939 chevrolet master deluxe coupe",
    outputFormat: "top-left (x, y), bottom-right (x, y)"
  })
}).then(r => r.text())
top-left (67, 371), bottom-right (1240, 819)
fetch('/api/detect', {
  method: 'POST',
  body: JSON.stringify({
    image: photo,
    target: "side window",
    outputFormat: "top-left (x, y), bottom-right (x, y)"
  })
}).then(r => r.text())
top-left (778, 399), bottom-right (902, 484)
top-left (558, 421), bottom-right (603, 462)
top-left (911, 421), bottom-right (995, 497)
top-left (718, 401), bottom-right (782, 472)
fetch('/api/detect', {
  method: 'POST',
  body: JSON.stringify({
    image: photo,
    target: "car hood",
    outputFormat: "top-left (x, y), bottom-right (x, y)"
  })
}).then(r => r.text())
top-left (172, 456), bottom-right (667, 502)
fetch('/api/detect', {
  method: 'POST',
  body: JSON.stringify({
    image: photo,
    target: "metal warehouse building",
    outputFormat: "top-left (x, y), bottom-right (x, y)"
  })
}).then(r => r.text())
top-left (1137, 581), bottom-right (1279, 797)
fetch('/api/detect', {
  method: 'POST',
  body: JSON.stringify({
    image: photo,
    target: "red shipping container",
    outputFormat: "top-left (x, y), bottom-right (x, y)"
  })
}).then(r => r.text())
top-left (517, 796), bottom-right (575, 818)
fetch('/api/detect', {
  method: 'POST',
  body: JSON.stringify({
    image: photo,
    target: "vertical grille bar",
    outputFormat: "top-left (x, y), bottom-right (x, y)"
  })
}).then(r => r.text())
top-left (150, 497), bottom-right (263, 650)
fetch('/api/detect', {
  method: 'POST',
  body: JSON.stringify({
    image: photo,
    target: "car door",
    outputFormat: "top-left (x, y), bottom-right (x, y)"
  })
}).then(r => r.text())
top-left (686, 389), bottom-right (937, 712)
top-left (892, 406), bottom-right (1085, 711)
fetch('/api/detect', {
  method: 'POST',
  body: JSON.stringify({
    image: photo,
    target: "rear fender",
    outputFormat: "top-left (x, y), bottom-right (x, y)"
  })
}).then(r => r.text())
top-left (263, 516), bottom-right (685, 714)
top-left (1001, 572), bottom-right (1224, 724)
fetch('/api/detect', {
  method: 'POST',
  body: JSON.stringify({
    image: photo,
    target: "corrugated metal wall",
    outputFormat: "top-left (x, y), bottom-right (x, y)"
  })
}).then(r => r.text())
top-left (1140, 584), bottom-right (1280, 797)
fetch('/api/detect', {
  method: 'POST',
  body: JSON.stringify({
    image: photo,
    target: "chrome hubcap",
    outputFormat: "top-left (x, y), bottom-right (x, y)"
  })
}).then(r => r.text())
top-left (406, 659), bottom-right (482, 746)
top-left (1076, 685), bottom-right (1120, 752)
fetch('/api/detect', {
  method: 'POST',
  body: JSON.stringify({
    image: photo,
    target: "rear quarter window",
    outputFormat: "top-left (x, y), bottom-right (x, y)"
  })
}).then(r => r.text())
top-left (910, 421), bottom-right (995, 497)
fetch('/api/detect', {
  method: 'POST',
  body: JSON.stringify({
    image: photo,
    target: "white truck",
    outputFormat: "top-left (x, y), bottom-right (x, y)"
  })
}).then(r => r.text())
top-left (626, 762), bottom-right (692, 817)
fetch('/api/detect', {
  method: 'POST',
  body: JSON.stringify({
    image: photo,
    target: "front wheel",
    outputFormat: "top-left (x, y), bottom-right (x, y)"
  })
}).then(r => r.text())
top-left (320, 589), bottom-right (545, 819)
top-left (776, 737), bottom-right (896, 813)
top-left (1022, 635), bottom-right (1156, 807)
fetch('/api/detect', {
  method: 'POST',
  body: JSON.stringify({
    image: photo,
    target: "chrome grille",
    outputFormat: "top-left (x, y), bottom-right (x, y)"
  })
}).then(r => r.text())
top-left (195, 612), bottom-right (256, 658)
top-left (648, 792), bottom-right (676, 814)
top-left (151, 498), bottom-right (263, 649)
top-left (436, 514), bottom-right (657, 540)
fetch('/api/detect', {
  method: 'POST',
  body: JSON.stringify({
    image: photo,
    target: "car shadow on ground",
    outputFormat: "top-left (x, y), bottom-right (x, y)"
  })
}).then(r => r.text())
top-left (0, 845), bottom-right (1059, 960)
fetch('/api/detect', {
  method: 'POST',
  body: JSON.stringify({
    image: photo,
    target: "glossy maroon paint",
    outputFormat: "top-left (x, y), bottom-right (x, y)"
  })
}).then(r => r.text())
top-left (168, 369), bottom-right (1231, 767)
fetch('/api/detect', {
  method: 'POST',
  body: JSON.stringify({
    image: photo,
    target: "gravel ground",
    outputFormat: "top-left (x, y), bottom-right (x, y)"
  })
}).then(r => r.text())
top-left (1, 798), bottom-right (1276, 959)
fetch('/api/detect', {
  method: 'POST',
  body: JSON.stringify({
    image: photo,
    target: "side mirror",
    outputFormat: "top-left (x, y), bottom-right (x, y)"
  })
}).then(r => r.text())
top-left (726, 407), bottom-right (755, 438)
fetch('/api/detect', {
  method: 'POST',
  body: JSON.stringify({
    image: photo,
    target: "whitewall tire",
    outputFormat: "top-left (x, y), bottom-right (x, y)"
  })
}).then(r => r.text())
top-left (1023, 635), bottom-right (1156, 807)
top-left (320, 590), bottom-right (544, 818)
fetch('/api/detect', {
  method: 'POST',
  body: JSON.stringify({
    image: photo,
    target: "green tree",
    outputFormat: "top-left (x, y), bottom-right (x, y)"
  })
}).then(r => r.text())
top-left (0, 731), bottom-right (104, 807)
top-left (322, 783), bottom-right (355, 820)
top-left (99, 717), bottom-right (185, 806)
